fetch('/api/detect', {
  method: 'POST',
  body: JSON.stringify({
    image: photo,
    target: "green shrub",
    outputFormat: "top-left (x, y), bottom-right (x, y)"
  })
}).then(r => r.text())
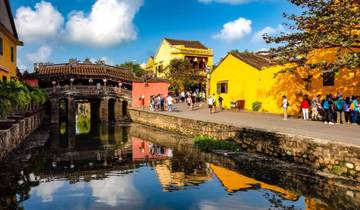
top-left (194, 135), bottom-right (240, 152)
top-left (252, 101), bottom-right (262, 112)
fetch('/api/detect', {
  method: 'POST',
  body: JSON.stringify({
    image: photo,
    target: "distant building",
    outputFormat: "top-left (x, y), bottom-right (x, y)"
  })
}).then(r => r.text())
top-left (146, 38), bottom-right (213, 89)
top-left (0, 0), bottom-right (23, 81)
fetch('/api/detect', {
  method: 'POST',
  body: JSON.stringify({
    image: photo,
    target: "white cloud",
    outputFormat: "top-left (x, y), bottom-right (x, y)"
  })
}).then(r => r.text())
top-left (252, 25), bottom-right (284, 43)
top-left (65, 0), bottom-right (143, 47)
top-left (31, 181), bottom-right (65, 202)
top-left (90, 173), bottom-right (142, 207)
top-left (26, 45), bottom-right (52, 64)
top-left (199, 0), bottom-right (249, 4)
top-left (213, 17), bottom-right (252, 42)
top-left (15, 1), bottom-right (64, 43)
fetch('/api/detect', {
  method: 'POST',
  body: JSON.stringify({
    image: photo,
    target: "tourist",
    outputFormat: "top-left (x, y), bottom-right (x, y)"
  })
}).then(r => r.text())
top-left (212, 94), bottom-right (217, 113)
top-left (202, 91), bottom-right (206, 102)
top-left (300, 95), bottom-right (310, 120)
top-left (180, 91), bottom-right (185, 102)
top-left (192, 92), bottom-right (197, 105)
top-left (207, 96), bottom-right (213, 114)
top-left (160, 95), bottom-right (165, 111)
top-left (350, 96), bottom-right (359, 125)
top-left (186, 95), bottom-right (193, 111)
top-left (167, 95), bottom-right (173, 112)
top-left (282, 95), bottom-right (288, 120)
top-left (311, 95), bottom-right (319, 120)
top-left (218, 95), bottom-right (223, 111)
top-left (335, 93), bottom-right (345, 124)
top-left (150, 96), bottom-right (155, 112)
top-left (156, 95), bottom-right (161, 111)
top-left (344, 97), bottom-right (351, 124)
top-left (316, 94), bottom-right (323, 119)
top-left (322, 95), bottom-right (334, 124)
top-left (140, 95), bottom-right (145, 110)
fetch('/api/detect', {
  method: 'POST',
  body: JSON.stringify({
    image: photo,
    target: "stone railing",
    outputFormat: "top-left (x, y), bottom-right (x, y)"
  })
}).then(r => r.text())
top-left (0, 111), bottom-right (44, 160)
top-left (45, 85), bottom-right (132, 99)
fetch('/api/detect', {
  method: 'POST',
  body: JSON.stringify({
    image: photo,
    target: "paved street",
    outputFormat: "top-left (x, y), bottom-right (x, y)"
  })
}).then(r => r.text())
top-left (149, 102), bottom-right (360, 147)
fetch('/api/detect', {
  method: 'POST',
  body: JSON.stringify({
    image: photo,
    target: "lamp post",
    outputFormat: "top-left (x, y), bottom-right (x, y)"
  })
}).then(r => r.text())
top-left (118, 82), bottom-right (122, 93)
top-left (70, 78), bottom-right (75, 89)
top-left (103, 79), bottom-right (107, 91)
top-left (52, 81), bottom-right (56, 93)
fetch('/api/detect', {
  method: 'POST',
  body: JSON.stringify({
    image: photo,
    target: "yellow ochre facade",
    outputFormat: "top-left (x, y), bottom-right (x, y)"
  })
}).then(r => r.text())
top-left (210, 50), bottom-right (359, 115)
top-left (0, 0), bottom-right (23, 81)
top-left (146, 38), bottom-right (213, 78)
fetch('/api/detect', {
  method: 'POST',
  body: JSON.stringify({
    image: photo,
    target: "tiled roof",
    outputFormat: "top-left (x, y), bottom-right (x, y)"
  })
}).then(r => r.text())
top-left (231, 52), bottom-right (272, 70)
top-left (35, 63), bottom-right (137, 82)
top-left (164, 38), bottom-right (208, 49)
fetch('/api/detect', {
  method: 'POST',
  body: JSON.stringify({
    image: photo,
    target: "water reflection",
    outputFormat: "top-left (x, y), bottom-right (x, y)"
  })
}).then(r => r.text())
top-left (0, 122), bottom-right (359, 210)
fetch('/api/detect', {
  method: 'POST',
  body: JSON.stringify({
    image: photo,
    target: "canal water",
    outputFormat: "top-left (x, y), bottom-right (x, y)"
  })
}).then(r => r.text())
top-left (0, 106), bottom-right (359, 210)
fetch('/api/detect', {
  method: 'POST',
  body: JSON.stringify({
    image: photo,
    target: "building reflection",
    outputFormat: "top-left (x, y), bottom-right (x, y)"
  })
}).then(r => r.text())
top-left (210, 164), bottom-right (299, 200)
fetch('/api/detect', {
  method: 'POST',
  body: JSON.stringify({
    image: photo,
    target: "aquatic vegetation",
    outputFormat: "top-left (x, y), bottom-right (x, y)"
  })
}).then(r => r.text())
top-left (194, 135), bottom-right (241, 152)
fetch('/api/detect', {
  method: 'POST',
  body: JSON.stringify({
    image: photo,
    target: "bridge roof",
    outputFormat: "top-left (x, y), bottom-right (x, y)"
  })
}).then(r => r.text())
top-left (35, 62), bottom-right (138, 83)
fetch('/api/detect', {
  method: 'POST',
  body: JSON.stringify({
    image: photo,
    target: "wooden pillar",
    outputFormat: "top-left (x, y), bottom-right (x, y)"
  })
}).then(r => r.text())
top-left (67, 97), bottom-right (76, 149)
top-left (50, 98), bottom-right (59, 125)
top-left (99, 125), bottom-right (109, 145)
top-left (114, 99), bottom-right (123, 122)
top-left (99, 97), bottom-right (109, 122)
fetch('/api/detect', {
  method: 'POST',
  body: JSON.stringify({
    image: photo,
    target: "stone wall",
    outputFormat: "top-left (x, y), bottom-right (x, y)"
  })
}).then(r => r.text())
top-left (0, 111), bottom-right (44, 160)
top-left (129, 109), bottom-right (360, 181)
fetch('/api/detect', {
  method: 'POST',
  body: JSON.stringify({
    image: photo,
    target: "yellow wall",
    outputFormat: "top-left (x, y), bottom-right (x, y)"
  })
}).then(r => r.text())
top-left (0, 30), bottom-right (17, 80)
top-left (210, 52), bottom-right (360, 115)
top-left (210, 54), bottom-right (262, 110)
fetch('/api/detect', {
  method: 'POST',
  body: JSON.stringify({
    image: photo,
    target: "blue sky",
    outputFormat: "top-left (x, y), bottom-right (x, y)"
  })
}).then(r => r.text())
top-left (9, 0), bottom-right (301, 71)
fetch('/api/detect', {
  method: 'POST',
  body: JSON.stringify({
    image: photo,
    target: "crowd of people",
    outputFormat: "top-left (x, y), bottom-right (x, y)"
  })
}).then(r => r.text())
top-left (282, 93), bottom-right (360, 125)
top-left (147, 95), bottom-right (174, 112)
top-left (145, 90), bottom-right (359, 126)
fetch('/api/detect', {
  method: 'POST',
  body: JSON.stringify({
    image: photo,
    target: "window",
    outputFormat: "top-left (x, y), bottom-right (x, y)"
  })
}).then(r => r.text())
top-left (0, 37), bottom-right (3, 56)
top-left (11, 46), bottom-right (14, 63)
top-left (2, 76), bottom-right (7, 82)
top-left (217, 81), bottom-right (228, 94)
top-left (323, 70), bottom-right (335, 86)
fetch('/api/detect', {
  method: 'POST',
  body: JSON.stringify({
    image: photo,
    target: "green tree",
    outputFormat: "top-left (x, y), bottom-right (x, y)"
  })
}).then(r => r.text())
top-left (166, 59), bottom-right (198, 91)
top-left (264, 0), bottom-right (359, 72)
top-left (117, 62), bottom-right (145, 77)
top-left (0, 81), bottom-right (47, 119)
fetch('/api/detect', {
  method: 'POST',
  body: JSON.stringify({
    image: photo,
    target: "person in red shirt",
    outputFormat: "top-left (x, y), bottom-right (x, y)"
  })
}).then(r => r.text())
top-left (300, 95), bottom-right (310, 120)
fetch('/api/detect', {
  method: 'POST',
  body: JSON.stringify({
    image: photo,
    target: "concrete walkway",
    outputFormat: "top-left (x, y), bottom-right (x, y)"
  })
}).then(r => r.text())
top-left (146, 103), bottom-right (360, 147)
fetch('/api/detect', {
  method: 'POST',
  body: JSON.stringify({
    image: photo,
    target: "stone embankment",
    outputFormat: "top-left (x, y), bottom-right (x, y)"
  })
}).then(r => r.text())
top-left (129, 109), bottom-right (360, 181)
top-left (0, 111), bottom-right (44, 160)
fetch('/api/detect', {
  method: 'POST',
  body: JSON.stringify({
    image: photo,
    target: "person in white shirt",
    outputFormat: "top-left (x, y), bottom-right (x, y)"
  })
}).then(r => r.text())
top-left (208, 97), bottom-right (213, 114)
top-left (180, 91), bottom-right (185, 102)
top-left (167, 95), bottom-right (173, 112)
top-left (282, 95), bottom-right (289, 120)
top-left (212, 94), bottom-right (217, 113)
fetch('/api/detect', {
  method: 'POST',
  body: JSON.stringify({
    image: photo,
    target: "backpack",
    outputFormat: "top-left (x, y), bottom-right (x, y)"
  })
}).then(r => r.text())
top-left (350, 102), bottom-right (355, 111)
top-left (335, 99), bottom-right (345, 111)
top-left (322, 100), bottom-right (330, 109)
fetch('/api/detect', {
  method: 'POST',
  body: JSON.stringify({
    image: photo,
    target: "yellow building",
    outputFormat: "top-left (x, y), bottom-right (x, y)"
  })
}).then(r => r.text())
top-left (146, 38), bottom-right (213, 80)
top-left (210, 50), bottom-right (360, 115)
top-left (0, 0), bottom-right (23, 81)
